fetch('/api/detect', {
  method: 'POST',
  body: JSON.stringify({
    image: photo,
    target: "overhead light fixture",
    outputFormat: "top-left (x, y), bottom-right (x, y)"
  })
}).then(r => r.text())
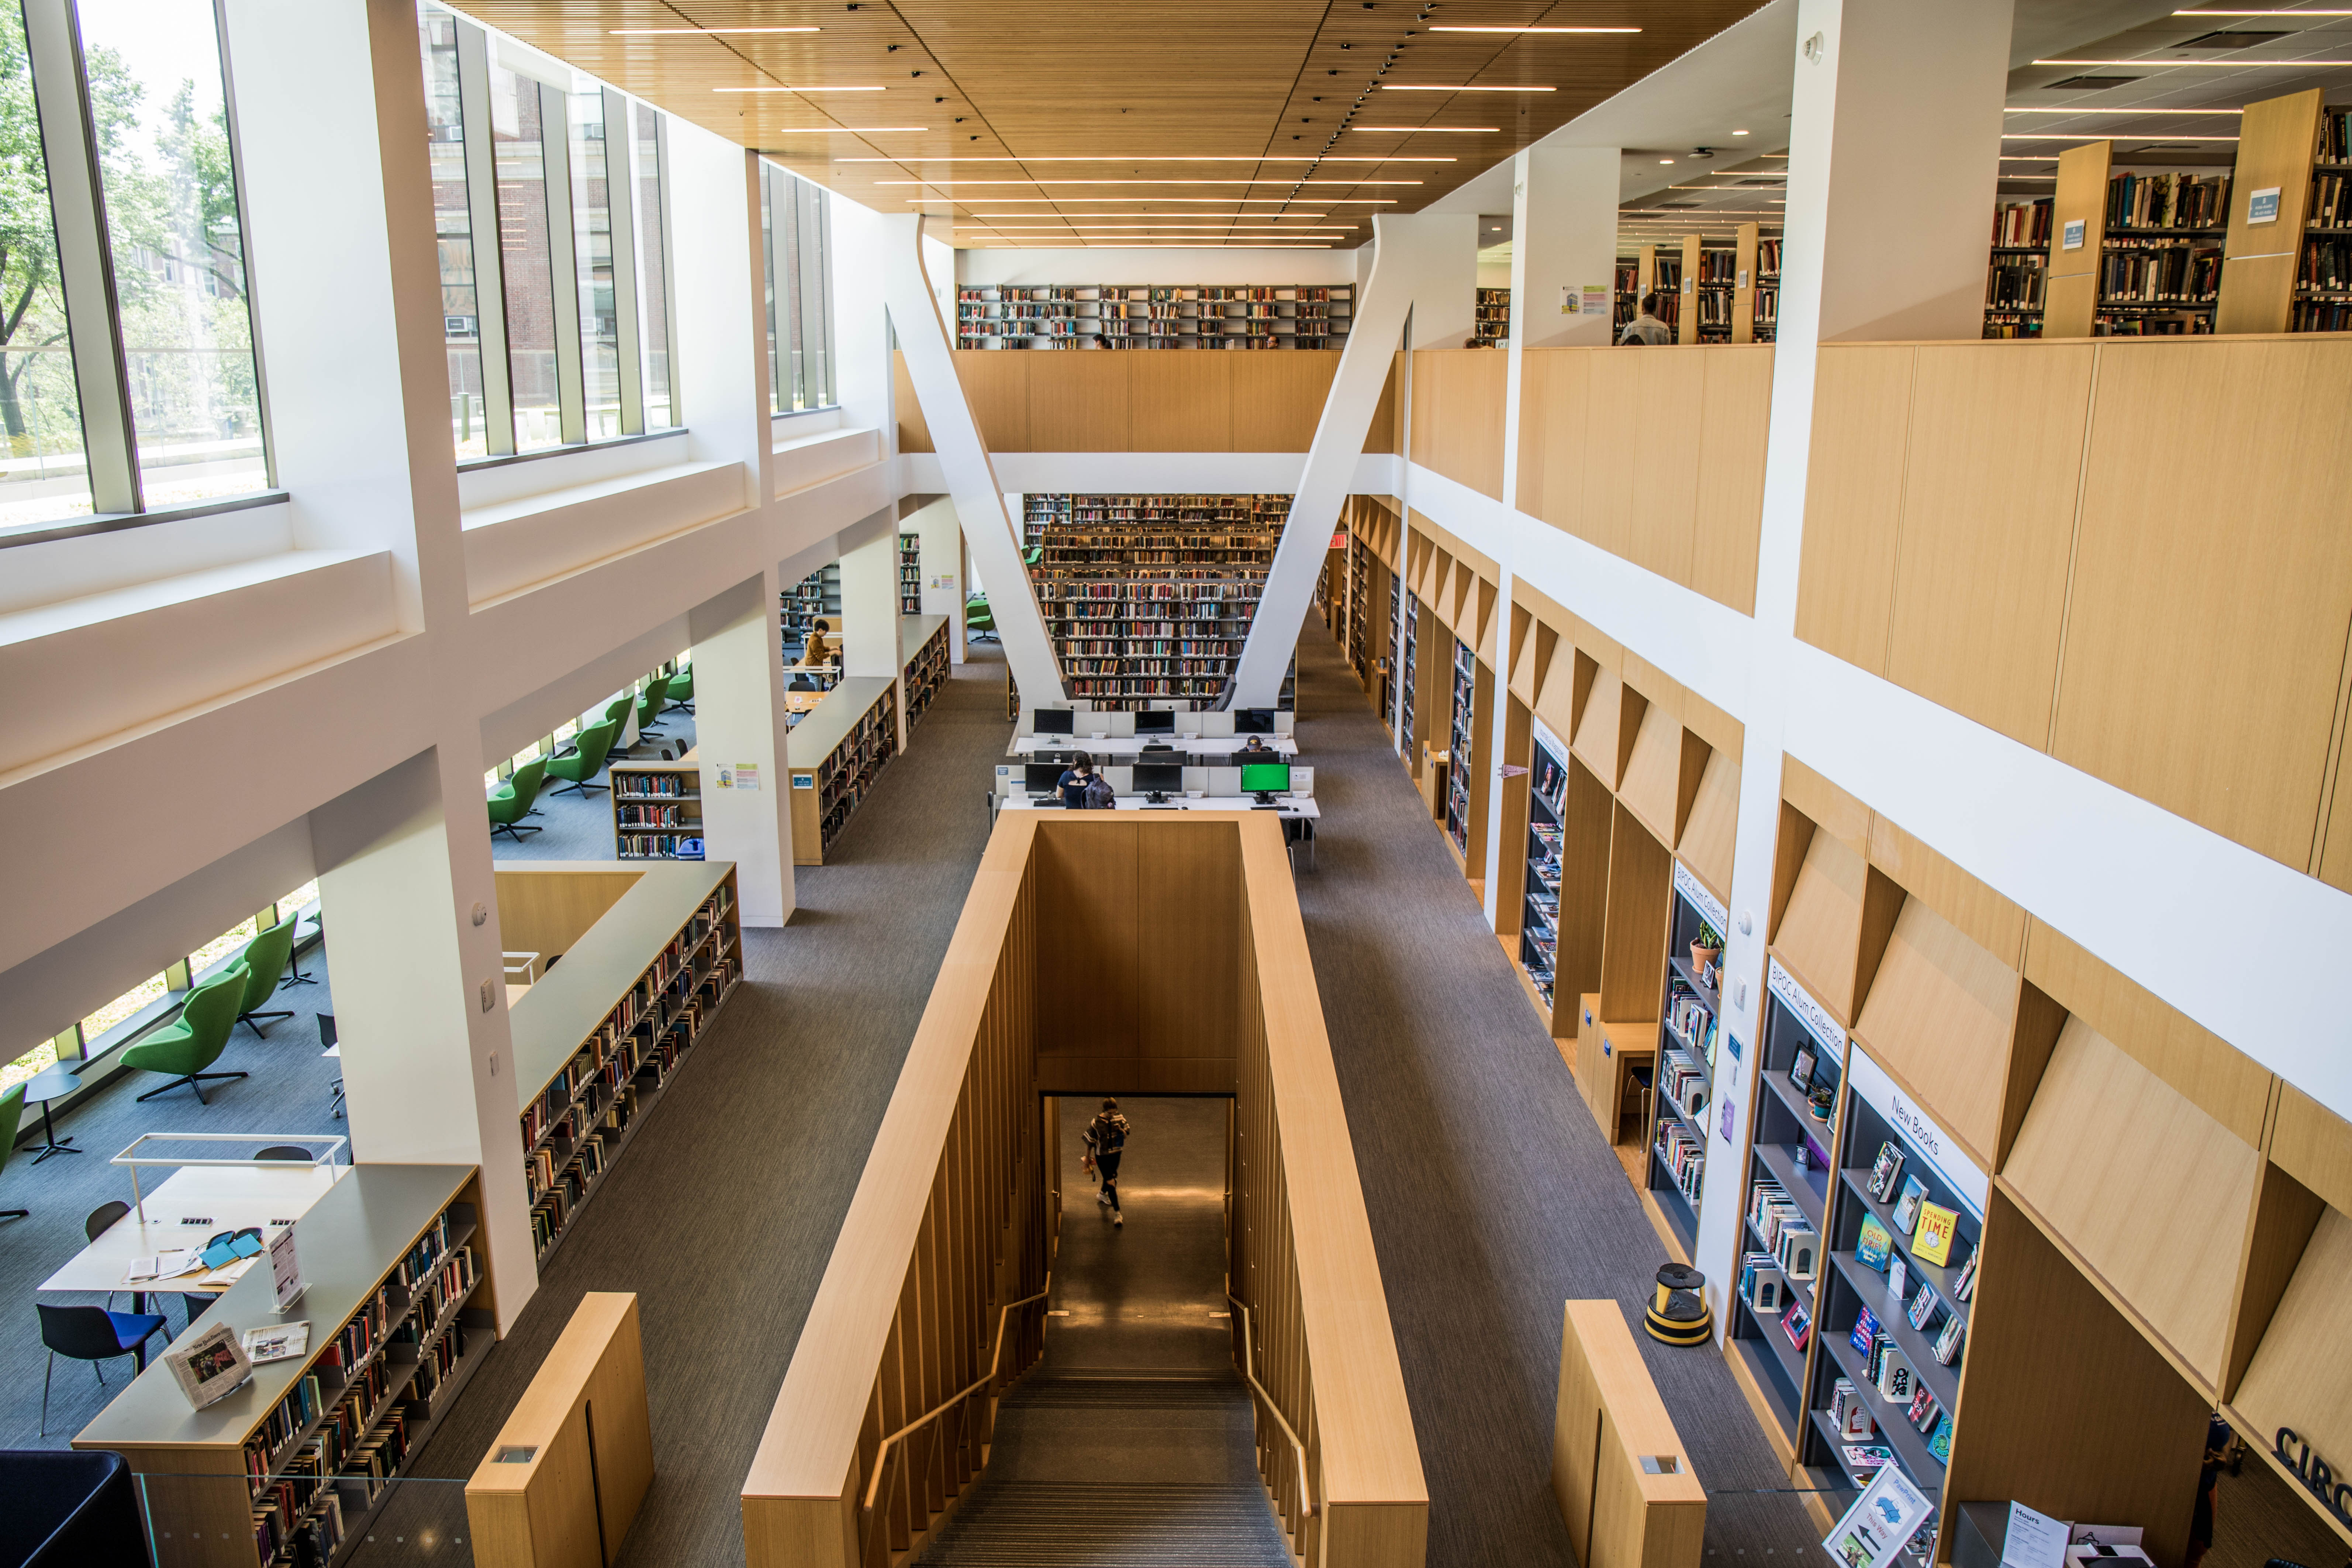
top-left (2034, 56), bottom-right (2352, 65)
top-left (942, 197), bottom-right (1397, 205)
top-left (2004, 105), bottom-right (2242, 113)
top-left (776, 127), bottom-right (930, 133)
top-left (2172, 6), bottom-right (2352, 11)
top-left (974, 211), bottom-right (1333, 218)
top-left (875, 178), bottom-right (1424, 185)
top-left (1732, 128), bottom-right (1750, 135)
top-left (612, 25), bottom-right (821, 34)
top-left (1350, 126), bottom-right (1499, 132)
top-left (1382, 83), bottom-right (1557, 90)
top-left (715, 84), bottom-right (887, 93)
top-left (836, 155), bottom-right (1452, 163)
top-left (2003, 131), bottom-right (2239, 139)
top-left (959, 226), bottom-right (1353, 232)
top-left (1427, 24), bottom-right (1640, 31)
top-left (1658, 157), bottom-right (1674, 163)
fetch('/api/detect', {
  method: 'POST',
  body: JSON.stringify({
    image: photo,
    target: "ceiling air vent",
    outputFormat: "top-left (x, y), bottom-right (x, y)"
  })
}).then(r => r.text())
top-left (1657, 202), bottom-right (1697, 209)
top-left (2175, 29), bottom-right (2291, 48)
top-left (1738, 178), bottom-right (1779, 186)
top-left (2046, 74), bottom-right (2139, 89)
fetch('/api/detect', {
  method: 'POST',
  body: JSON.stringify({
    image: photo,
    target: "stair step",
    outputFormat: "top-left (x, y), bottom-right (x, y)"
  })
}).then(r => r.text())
top-left (918, 1481), bottom-right (1294, 1567)
top-left (1001, 1374), bottom-right (1251, 1410)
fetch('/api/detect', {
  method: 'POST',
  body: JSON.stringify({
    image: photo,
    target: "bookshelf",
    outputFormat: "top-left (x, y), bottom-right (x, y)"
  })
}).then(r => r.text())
top-left (74, 1165), bottom-right (496, 1568)
top-left (2048, 141), bottom-right (2227, 336)
top-left (788, 677), bottom-right (899, 864)
top-left (1445, 636), bottom-right (1476, 860)
top-left (1474, 287), bottom-right (1510, 345)
top-left (1346, 533), bottom-right (1372, 685)
top-left (898, 532), bottom-right (921, 615)
top-left (781, 563), bottom-right (842, 665)
top-left (1754, 233), bottom-right (1781, 344)
top-left (1731, 222), bottom-right (1779, 345)
top-left (1696, 245), bottom-right (1737, 343)
top-left (1522, 724), bottom-right (1571, 1014)
top-left (1614, 258), bottom-right (1638, 332)
top-left (902, 614), bottom-right (949, 729)
top-left (609, 751), bottom-right (703, 861)
top-left (1984, 198), bottom-right (2050, 339)
top-left (1394, 581), bottom-right (1417, 753)
top-left (1021, 493), bottom-right (1283, 711)
top-left (512, 864), bottom-right (742, 1266)
top-left (1643, 866), bottom-right (1726, 1258)
top-left (2298, 102), bottom-right (2352, 331)
top-left (954, 284), bottom-right (1352, 349)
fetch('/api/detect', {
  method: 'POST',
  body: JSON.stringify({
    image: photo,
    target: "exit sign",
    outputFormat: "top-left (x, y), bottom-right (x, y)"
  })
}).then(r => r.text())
top-left (1330, 532), bottom-right (1347, 549)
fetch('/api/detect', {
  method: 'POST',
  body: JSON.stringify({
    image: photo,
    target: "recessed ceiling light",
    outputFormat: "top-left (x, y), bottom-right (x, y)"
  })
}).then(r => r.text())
top-left (2173, 7), bottom-right (2352, 11)
top-left (715, 85), bottom-right (886, 93)
top-left (1731, 128), bottom-right (1749, 135)
top-left (837, 155), bottom-right (1450, 163)
top-left (2003, 106), bottom-right (2242, 113)
top-left (1426, 24), bottom-right (1640, 31)
top-left (1382, 83), bottom-right (1557, 90)
top-left (2034, 56), bottom-right (2352, 64)
top-left (2002, 131), bottom-right (2239, 139)
top-left (875, 179), bottom-right (1424, 185)
top-left (774, 127), bottom-right (930, 133)
top-left (612, 25), bottom-right (821, 34)
top-left (973, 211), bottom-right (1332, 218)
top-left (913, 197), bottom-right (1398, 204)
top-left (1350, 126), bottom-right (1500, 132)
top-left (1658, 157), bottom-right (1674, 163)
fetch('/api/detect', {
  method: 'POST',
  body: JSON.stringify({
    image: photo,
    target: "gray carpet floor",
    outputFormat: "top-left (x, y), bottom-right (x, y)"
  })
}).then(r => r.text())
top-left (1284, 624), bottom-right (1823, 1567)
top-left (493, 708), bottom-right (701, 862)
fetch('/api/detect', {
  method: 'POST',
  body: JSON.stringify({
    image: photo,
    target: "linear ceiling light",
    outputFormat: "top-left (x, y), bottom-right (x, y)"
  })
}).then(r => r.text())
top-left (715, 84), bottom-right (885, 92)
top-left (2003, 131), bottom-right (2239, 139)
top-left (2004, 106), bottom-right (2243, 113)
top-left (1428, 24), bottom-right (1640, 31)
top-left (1350, 125), bottom-right (1499, 132)
top-left (2034, 56), bottom-right (2352, 64)
top-left (2172, 7), bottom-right (2352, 12)
top-left (947, 197), bottom-right (1394, 205)
top-left (775, 127), bottom-right (931, 133)
top-left (1381, 83), bottom-right (1556, 90)
top-left (837, 155), bottom-right (1452, 163)
top-left (960, 227), bottom-right (1353, 232)
top-left (612, 25), bottom-right (820, 34)
top-left (974, 212), bottom-right (1330, 218)
top-left (876, 179), bottom-right (1424, 186)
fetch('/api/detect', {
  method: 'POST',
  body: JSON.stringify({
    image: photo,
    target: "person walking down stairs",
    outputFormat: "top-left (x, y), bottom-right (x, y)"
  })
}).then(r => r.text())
top-left (1084, 1099), bottom-right (1129, 1227)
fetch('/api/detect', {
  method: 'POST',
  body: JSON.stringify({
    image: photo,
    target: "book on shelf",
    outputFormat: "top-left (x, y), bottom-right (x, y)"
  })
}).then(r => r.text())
top-left (1741, 1251), bottom-right (1786, 1313)
top-left (1781, 1300), bottom-right (1813, 1352)
top-left (1873, 1341), bottom-right (1914, 1404)
top-left (1906, 1279), bottom-right (1941, 1332)
top-left (1857, 1214), bottom-right (1894, 1271)
top-left (1891, 1174), bottom-right (1928, 1234)
top-left (1792, 1046), bottom-right (1817, 1094)
top-left (1832, 1376), bottom-right (1877, 1440)
top-left (1931, 1312), bottom-right (1965, 1368)
top-left (1952, 1247), bottom-right (1979, 1303)
top-left (1928, 1413), bottom-right (1953, 1462)
top-left (1912, 1201), bottom-right (1958, 1265)
top-left (1774, 1221), bottom-right (1819, 1281)
top-left (1845, 1443), bottom-right (1896, 1472)
top-left (1851, 1306), bottom-right (1882, 1357)
top-left (1886, 1256), bottom-right (1909, 1306)
top-left (1906, 1384), bottom-right (1941, 1435)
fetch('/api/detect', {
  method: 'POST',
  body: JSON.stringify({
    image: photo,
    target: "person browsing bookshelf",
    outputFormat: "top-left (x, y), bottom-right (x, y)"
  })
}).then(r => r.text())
top-left (1619, 292), bottom-right (1672, 346)
top-left (1082, 1098), bottom-right (1130, 1226)
top-left (801, 618), bottom-right (839, 668)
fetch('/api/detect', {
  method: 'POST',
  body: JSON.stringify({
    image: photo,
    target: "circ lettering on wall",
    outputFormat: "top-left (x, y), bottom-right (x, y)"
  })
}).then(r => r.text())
top-left (2275, 1427), bottom-right (2352, 1527)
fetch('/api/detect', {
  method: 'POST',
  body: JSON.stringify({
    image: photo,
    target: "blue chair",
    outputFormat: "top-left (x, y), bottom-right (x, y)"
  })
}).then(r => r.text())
top-left (37, 1304), bottom-right (167, 1436)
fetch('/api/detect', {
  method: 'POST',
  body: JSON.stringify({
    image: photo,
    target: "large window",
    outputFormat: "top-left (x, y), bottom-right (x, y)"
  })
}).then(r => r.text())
top-left (0, 0), bottom-right (273, 539)
top-left (418, 4), bottom-right (677, 460)
top-left (762, 160), bottom-right (835, 414)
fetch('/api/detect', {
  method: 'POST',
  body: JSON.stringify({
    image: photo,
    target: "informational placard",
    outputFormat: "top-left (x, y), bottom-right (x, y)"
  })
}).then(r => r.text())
top-left (1531, 713), bottom-right (1569, 767)
top-left (1766, 958), bottom-right (1846, 1055)
top-left (1672, 860), bottom-right (1729, 935)
top-left (2061, 218), bottom-right (2086, 251)
top-left (2249, 186), bottom-right (2281, 225)
top-left (734, 763), bottom-right (760, 792)
top-left (1822, 1460), bottom-right (1933, 1568)
top-left (1738, 268), bottom-right (1751, 289)
top-left (1582, 283), bottom-right (1611, 315)
top-left (1847, 1043), bottom-right (1989, 1216)
top-left (268, 1223), bottom-right (305, 1310)
top-left (791, 772), bottom-right (815, 790)
top-left (2002, 1502), bottom-right (2069, 1568)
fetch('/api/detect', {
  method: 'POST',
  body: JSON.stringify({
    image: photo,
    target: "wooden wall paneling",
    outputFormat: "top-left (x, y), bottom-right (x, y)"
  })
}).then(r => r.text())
top-left (2044, 141), bottom-right (2112, 339)
top-left (1851, 898), bottom-right (2022, 1169)
top-left (1409, 349), bottom-right (1506, 500)
top-left (1617, 703), bottom-right (1685, 850)
top-left (1620, 650), bottom-right (1685, 727)
top-left (1508, 600), bottom-right (1551, 711)
top-left (1532, 642), bottom-right (1589, 756)
top-left (1676, 749), bottom-right (1739, 904)
top-left (1032, 821), bottom-right (1140, 1063)
top-left (1361, 353), bottom-right (1401, 456)
top-left (1519, 349), bottom-right (1591, 536)
top-left (1679, 687), bottom-right (1741, 766)
top-left (2021, 919), bottom-right (2275, 1147)
top-left (2052, 337), bottom-right (2352, 873)
top-left (1598, 803), bottom-right (1673, 1024)
top-left (1611, 679), bottom-right (1650, 795)
top-left (1780, 754), bottom-right (1872, 859)
top-left (2215, 89), bottom-right (2325, 336)
top-left (1498, 699), bottom-right (1534, 943)
top-left (1623, 354), bottom-right (1705, 587)
top-left (2319, 653), bottom-right (2352, 889)
top-left (1672, 731), bottom-right (1711, 848)
top-left (494, 868), bottom-right (643, 972)
top-left (2226, 1205), bottom-right (2352, 1548)
top-left (1473, 577), bottom-right (1499, 668)
top-left (1572, 662), bottom-right (1627, 787)
top-left (2269, 1084), bottom-right (2352, 1218)
top-left (1997, 981), bottom-right (2069, 1172)
top-left (1128, 352), bottom-right (1233, 452)
top-left (1692, 346), bottom-right (1771, 615)
top-left (2221, 1160), bottom-right (2327, 1401)
top-left (951, 351), bottom-right (1032, 451)
top-left (1554, 1300), bottom-right (1706, 1568)
top-left (1767, 802), bottom-right (1817, 944)
top-left (1942, 1188), bottom-right (2209, 1568)
top-left (892, 352), bottom-right (933, 453)
top-left (2003, 1019), bottom-right (2263, 1389)
top-left (1026, 353), bottom-right (1131, 451)
top-left (1866, 812), bottom-right (2027, 969)
top-left (1555, 759), bottom-right (1616, 1037)
top-left (1793, 346), bottom-right (1915, 673)
top-left (1231, 350), bottom-right (1338, 452)
top-left (1769, 830), bottom-right (1871, 1025)
top-left (1415, 613), bottom-right (1449, 782)
top-left (1577, 352), bottom-right (1642, 562)
top-left (1134, 820), bottom-right (1242, 1076)
top-left (1882, 343), bottom-right (2094, 747)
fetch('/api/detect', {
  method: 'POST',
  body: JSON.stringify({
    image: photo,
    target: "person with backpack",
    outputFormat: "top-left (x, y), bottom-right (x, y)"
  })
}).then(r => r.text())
top-left (1082, 1098), bottom-right (1130, 1225)
top-left (1058, 753), bottom-right (1117, 809)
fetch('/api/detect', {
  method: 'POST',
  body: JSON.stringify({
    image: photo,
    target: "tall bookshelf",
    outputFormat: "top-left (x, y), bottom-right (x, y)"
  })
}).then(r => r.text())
top-left (1697, 246), bottom-right (1737, 343)
top-left (898, 533), bottom-right (921, 615)
top-left (1022, 493), bottom-right (1281, 710)
top-left (610, 753), bottom-right (702, 861)
top-left (1984, 197), bottom-right (2051, 339)
top-left (788, 678), bottom-right (899, 863)
top-left (903, 614), bottom-right (949, 728)
top-left (955, 284), bottom-right (1352, 349)
top-left (1398, 586), bottom-right (1418, 756)
top-left (1444, 636), bottom-right (1476, 859)
top-left (1643, 866), bottom-right (1725, 1258)
top-left (1522, 725), bottom-right (1571, 1012)
top-left (1474, 287), bottom-right (1510, 345)
top-left (1753, 234), bottom-right (1781, 343)
top-left (2297, 103), bottom-right (2352, 331)
top-left (2047, 142), bottom-right (2228, 337)
top-left (523, 872), bottom-right (742, 1263)
top-left (781, 563), bottom-right (842, 663)
top-left (1613, 259), bottom-right (1638, 331)
top-left (73, 1167), bottom-right (496, 1568)
top-left (1346, 535), bottom-right (1371, 684)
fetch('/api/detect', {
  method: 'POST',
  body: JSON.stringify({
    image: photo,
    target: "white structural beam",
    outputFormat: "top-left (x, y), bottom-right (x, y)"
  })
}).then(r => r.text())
top-left (877, 215), bottom-right (1063, 704)
top-left (1232, 213), bottom-right (1473, 708)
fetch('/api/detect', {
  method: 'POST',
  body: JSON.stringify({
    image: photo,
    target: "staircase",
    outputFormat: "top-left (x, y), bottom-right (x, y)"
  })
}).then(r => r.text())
top-left (914, 1372), bottom-right (1295, 1567)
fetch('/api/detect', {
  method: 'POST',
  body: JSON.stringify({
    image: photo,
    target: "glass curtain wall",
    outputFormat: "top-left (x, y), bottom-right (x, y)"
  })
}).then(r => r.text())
top-left (0, 2), bottom-right (88, 529)
top-left (418, 7), bottom-right (485, 457)
top-left (635, 103), bottom-right (672, 427)
top-left (761, 160), bottom-right (836, 414)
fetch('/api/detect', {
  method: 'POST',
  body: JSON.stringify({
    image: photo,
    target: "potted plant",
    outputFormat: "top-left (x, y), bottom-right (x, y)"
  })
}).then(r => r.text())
top-left (1690, 922), bottom-right (1723, 977)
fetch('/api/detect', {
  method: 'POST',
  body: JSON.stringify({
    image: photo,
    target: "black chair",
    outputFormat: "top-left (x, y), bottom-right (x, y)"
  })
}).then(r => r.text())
top-left (81, 1204), bottom-right (130, 1310)
top-left (37, 1305), bottom-right (167, 1436)
top-left (321, 1014), bottom-right (343, 1120)
top-left (253, 1146), bottom-right (312, 1162)
top-left (0, 1450), bottom-right (154, 1567)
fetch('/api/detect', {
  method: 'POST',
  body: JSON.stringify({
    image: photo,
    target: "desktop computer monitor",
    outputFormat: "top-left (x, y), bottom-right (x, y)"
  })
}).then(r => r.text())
top-left (1233, 708), bottom-right (1276, 734)
top-left (1133, 763), bottom-right (1184, 796)
top-left (1239, 761), bottom-right (1291, 797)
top-left (1024, 762), bottom-right (1067, 795)
top-left (1033, 708), bottom-right (1076, 736)
top-left (1134, 709), bottom-right (1175, 735)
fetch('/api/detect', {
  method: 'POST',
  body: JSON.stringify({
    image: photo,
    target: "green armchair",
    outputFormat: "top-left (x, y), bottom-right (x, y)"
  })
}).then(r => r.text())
top-left (121, 969), bottom-right (248, 1105)
top-left (634, 674), bottom-right (673, 739)
top-left (488, 756), bottom-right (547, 842)
top-left (664, 664), bottom-right (693, 714)
top-left (232, 912), bottom-right (299, 1037)
top-left (546, 719), bottom-right (619, 798)
top-left (0, 1083), bottom-right (27, 1219)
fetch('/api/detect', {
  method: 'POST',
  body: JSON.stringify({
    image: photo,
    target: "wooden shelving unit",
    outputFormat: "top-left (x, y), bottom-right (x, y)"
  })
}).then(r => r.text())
top-left (788, 677), bottom-right (899, 864)
top-left (1397, 583), bottom-right (1417, 757)
top-left (512, 864), bottom-right (742, 1264)
top-left (1613, 258), bottom-right (1638, 331)
top-left (1732, 222), bottom-right (1779, 345)
top-left (1696, 245), bottom-right (1737, 342)
top-left (1022, 493), bottom-right (1282, 711)
top-left (1444, 636), bottom-right (1478, 861)
top-left (1474, 286), bottom-right (1510, 345)
top-left (780, 562), bottom-right (841, 666)
top-left (1346, 533), bottom-right (1372, 684)
top-left (2047, 142), bottom-right (2229, 337)
top-left (902, 614), bottom-right (949, 729)
top-left (609, 750), bottom-right (702, 861)
top-left (898, 532), bottom-right (921, 615)
top-left (1984, 197), bottom-right (2050, 339)
top-left (955, 283), bottom-right (1351, 349)
top-left (1643, 868), bottom-right (1726, 1259)
top-left (73, 1165), bottom-right (497, 1568)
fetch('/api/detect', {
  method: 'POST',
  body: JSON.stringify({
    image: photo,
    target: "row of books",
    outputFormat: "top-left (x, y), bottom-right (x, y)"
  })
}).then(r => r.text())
top-left (1986, 256), bottom-right (2047, 311)
top-left (1656, 1121), bottom-right (1704, 1202)
top-left (1041, 580), bottom-right (1266, 601)
top-left (2098, 245), bottom-right (2220, 305)
top-left (1852, 1308), bottom-right (1955, 1461)
top-left (1659, 1050), bottom-right (1709, 1124)
top-left (1991, 197), bottom-right (2053, 248)
top-left (2106, 170), bottom-right (2229, 231)
top-left (960, 334), bottom-right (1347, 350)
top-left (2301, 236), bottom-right (2352, 293)
top-left (959, 285), bottom-right (1353, 302)
top-left (1750, 1177), bottom-right (1819, 1281)
top-left (617, 804), bottom-right (692, 828)
top-left (614, 772), bottom-right (692, 799)
top-left (1864, 1139), bottom-right (1969, 1269)
top-left (2318, 107), bottom-right (2352, 165)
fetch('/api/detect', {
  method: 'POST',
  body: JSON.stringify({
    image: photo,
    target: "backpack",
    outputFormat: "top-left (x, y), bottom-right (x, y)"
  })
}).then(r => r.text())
top-left (1082, 773), bottom-right (1117, 810)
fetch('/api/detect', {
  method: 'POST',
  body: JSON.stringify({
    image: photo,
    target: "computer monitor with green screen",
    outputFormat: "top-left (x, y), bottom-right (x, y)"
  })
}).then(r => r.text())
top-left (1239, 761), bottom-right (1290, 796)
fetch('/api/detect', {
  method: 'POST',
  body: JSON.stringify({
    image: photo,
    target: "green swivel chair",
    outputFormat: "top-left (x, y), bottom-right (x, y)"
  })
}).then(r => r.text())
top-left (664, 664), bottom-right (693, 714)
top-left (120, 969), bottom-right (248, 1104)
top-left (602, 694), bottom-right (638, 760)
top-left (545, 718), bottom-right (620, 798)
top-left (634, 674), bottom-right (673, 739)
top-left (231, 912), bottom-right (299, 1037)
top-left (487, 756), bottom-right (547, 842)
top-left (965, 594), bottom-right (998, 643)
top-left (0, 1083), bottom-right (28, 1219)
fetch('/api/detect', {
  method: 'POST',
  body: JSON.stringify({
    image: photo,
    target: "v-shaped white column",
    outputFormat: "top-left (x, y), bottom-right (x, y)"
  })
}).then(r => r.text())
top-left (878, 214), bottom-right (1066, 705)
top-left (1230, 213), bottom-right (1472, 708)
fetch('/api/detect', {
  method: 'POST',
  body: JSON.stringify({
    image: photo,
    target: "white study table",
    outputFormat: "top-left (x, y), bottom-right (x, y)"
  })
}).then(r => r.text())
top-left (38, 1161), bottom-right (346, 1307)
top-left (993, 791), bottom-right (1321, 866)
top-left (1011, 734), bottom-right (1298, 758)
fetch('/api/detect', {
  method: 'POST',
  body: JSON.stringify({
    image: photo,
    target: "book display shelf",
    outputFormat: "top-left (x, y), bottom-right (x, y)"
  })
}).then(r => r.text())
top-left (1643, 864), bottom-right (1726, 1257)
top-left (1445, 637), bottom-right (1476, 859)
top-left (2297, 104), bottom-right (2352, 331)
top-left (902, 614), bottom-right (949, 729)
top-left (788, 677), bottom-right (899, 864)
top-left (1984, 197), bottom-right (2051, 338)
top-left (1522, 725), bottom-right (1571, 1011)
top-left (2096, 168), bottom-right (2229, 335)
top-left (1022, 493), bottom-right (1283, 710)
top-left (1753, 235), bottom-right (1781, 342)
top-left (780, 563), bottom-right (842, 665)
top-left (518, 866), bottom-right (742, 1264)
top-left (1346, 535), bottom-right (1372, 685)
top-left (898, 532), bottom-right (920, 615)
top-left (1474, 287), bottom-right (1510, 344)
top-left (75, 1165), bottom-right (497, 1568)
top-left (1697, 247), bottom-right (1737, 342)
top-left (954, 283), bottom-right (1352, 348)
top-left (1398, 586), bottom-right (1418, 757)
top-left (1614, 259), bottom-right (1638, 329)
top-left (609, 752), bottom-right (703, 861)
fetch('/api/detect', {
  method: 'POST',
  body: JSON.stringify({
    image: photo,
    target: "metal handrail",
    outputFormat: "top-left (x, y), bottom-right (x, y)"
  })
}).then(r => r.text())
top-left (860, 1277), bottom-right (1053, 1517)
top-left (1226, 1294), bottom-right (1316, 1519)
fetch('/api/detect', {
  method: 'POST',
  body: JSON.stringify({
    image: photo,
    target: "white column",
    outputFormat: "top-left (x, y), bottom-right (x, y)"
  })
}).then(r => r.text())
top-left (1503, 145), bottom-right (1619, 514)
top-left (1696, 0), bottom-right (2015, 1330)
top-left (312, 749), bottom-right (532, 1328)
top-left (667, 126), bottom-right (771, 505)
top-left (909, 495), bottom-right (968, 664)
top-left (691, 571), bottom-right (797, 927)
top-left (837, 510), bottom-right (907, 743)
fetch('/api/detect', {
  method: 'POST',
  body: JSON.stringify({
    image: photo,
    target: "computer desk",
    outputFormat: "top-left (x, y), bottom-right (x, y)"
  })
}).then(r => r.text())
top-left (38, 1161), bottom-right (346, 1310)
top-left (1011, 735), bottom-right (1298, 758)
top-left (992, 793), bottom-right (1320, 866)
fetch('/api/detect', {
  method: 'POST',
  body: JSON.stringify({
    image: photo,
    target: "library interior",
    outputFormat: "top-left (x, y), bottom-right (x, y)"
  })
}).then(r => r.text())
top-left (3, 2), bottom-right (2352, 1568)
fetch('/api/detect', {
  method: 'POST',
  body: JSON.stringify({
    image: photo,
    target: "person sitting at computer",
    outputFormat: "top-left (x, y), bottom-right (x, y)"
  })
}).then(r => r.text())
top-left (1237, 733), bottom-right (1277, 760)
top-left (1058, 754), bottom-right (1113, 809)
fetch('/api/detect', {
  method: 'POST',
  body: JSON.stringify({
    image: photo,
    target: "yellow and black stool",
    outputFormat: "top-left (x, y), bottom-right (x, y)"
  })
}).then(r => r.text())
top-left (1645, 1263), bottom-right (1712, 1346)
